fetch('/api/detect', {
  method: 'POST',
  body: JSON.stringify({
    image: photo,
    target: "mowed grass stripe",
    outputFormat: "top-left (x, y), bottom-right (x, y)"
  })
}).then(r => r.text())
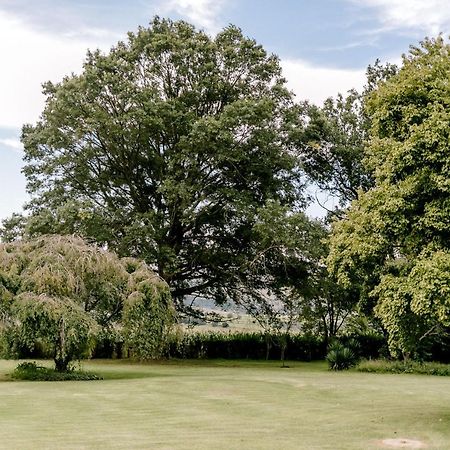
top-left (0, 359), bottom-right (449, 449)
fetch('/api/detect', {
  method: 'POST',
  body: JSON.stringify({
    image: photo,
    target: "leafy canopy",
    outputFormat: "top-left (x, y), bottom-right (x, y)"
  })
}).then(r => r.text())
top-left (328, 37), bottom-right (450, 357)
top-left (293, 60), bottom-right (398, 210)
top-left (15, 17), bottom-right (304, 309)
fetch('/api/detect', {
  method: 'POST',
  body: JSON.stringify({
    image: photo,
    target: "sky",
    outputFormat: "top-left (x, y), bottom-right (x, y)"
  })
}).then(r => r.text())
top-left (1, 0), bottom-right (450, 222)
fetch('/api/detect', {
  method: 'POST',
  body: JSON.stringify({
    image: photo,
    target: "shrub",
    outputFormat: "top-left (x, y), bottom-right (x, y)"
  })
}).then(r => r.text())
top-left (339, 333), bottom-right (387, 359)
top-left (326, 342), bottom-right (358, 370)
top-left (87, 329), bottom-right (386, 361)
top-left (11, 361), bottom-right (103, 381)
top-left (356, 359), bottom-right (450, 376)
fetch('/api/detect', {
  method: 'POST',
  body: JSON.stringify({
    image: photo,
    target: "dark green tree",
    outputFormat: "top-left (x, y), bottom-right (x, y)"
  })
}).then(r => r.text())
top-left (14, 18), bottom-right (304, 310)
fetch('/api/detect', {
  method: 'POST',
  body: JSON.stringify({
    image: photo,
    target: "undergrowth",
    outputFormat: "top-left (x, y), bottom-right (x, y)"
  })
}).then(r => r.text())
top-left (357, 359), bottom-right (450, 376)
top-left (10, 362), bottom-right (103, 381)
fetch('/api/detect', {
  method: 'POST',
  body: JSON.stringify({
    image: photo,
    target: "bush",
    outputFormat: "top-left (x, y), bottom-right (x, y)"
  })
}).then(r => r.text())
top-left (11, 362), bottom-right (103, 381)
top-left (339, 333), bottom-right (387, 359)
top-left (356, 359), bottom-right (450, 376)
top-left (87, 326), bottom-right (386, 361)
top-left (91, 327), bottom-right (124, 359)
top-left (326, 342), bottom-right (358, 370)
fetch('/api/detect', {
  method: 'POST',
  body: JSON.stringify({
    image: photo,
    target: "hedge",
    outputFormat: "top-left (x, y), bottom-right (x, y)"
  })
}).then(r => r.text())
top-left (166, 332), bottom-right (326, 361)
top-left (2, 328), bottom-right (388, 362)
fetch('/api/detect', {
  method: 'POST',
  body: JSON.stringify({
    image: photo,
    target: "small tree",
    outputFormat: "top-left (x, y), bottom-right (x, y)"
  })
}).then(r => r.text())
top-left (293, 60), bottom-right (398, 211)
top-left (0, 235), bottom-right (175, 371)
top-left (232, 202), bottom-right (330, 364)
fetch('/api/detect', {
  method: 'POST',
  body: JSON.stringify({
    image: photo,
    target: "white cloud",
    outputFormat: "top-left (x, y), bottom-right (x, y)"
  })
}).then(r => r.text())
top-left (160, 0), bottom-right (227, 35)
top-left (281, 59), bottom-right (366, 105)
top-left (353, 0), bottom-right (450, 35)
top-left (0, 4), bottom-right (368, 131)
top-left (0, 138), bottom-right (23, 152)
top-left (0, 10), bottom-right (113, 129)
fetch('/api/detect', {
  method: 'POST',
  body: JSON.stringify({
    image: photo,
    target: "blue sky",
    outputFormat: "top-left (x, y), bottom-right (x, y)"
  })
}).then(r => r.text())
top-left (1, 0), bottom-right (450, 221)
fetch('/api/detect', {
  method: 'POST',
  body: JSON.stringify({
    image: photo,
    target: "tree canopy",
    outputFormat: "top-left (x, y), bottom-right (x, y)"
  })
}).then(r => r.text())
top-left (328, 37), bottom-right (450, 357)
top-left (3, 17), bottom-right (447, 362)
top-left (293, 60), bottom-right (398, 211)
top-left (15, 18), bottom-right (304, 310)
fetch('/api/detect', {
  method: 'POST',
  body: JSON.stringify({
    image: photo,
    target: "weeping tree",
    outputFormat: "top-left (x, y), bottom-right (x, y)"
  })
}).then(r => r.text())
top-left (12, 293), bottom-right (99, 372)
top-left (0, 235), bottom-right (175, 371)
top-left (122, 257), bottom-right (175, 359)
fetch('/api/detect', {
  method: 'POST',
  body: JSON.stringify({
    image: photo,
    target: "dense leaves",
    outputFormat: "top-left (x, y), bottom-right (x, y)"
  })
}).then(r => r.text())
top-left (16, 18), bottom-right (304, 308)
top-left (0, 235), bottom-right (175, 370)
top-left (328, 38), bottom-right (450, 358)
top-left (326, 341), bottom-right (358, 371)
top-left (123, 261), bottom-right (175, 359)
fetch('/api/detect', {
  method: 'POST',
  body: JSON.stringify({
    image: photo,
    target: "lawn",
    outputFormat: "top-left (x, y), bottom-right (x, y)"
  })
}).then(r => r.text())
top-left (0, 359), bottom-right (449, 449)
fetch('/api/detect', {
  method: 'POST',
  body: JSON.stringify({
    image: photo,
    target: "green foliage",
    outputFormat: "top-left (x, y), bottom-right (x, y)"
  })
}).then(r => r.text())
top-left (0, 213), bottom-right (27, 243)
top-left (92, 326), bottom-right (124, 359)
top-left (339, 332), bottom-right (387, 360)
top-left (167, 331), bottom-right (326, 361)
top-left (11, 17), bottom-right (304, 308)
top-left (123, 274), bottom-right (175, 359)
top-left (326, 341), bottom-right (358, 370)
top-left (0, 235), bottom-right (175, 370)
top-left (328, 37), bottom-right (450, 357)
top-left (11, 362), bottom-right (102, 381)
top-left (357, 359), bottom-right (450, 376)
top-left (295, 91), bottom-right (370, 207)
top-left (13, 293), bottom-right (98, 371)
top-left (233, 201), bottom-right (356, 351)
top-left (293, 60), bottom-right (398, 208)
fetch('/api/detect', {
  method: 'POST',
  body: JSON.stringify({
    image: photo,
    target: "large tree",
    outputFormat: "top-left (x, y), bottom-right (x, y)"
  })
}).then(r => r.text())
top-left (328, 37), bottom-right (450, 358)
top-left (15, 18), bottom-right (303, 309)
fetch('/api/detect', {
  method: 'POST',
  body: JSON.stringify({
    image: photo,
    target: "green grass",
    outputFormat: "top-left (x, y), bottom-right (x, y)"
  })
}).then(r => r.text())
top-left (358, 358), bottom-right (450, 376)
top-left (1, 359), bottom-right (450, 449)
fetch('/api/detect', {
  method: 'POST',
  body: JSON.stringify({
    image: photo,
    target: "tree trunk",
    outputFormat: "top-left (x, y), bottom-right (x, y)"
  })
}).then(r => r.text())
top-left (280, 334), bottom-right (288, 368)
top-left (321, 315), bottom-right (329, 349)
top-left (54, 357), bottom-right (70, 372)
top-left (54, 317), bottom-right (70, 372)
top-left (265, 333), bottom-right (271, 360)
top-left (280, 343), bottom-right (286, 367)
